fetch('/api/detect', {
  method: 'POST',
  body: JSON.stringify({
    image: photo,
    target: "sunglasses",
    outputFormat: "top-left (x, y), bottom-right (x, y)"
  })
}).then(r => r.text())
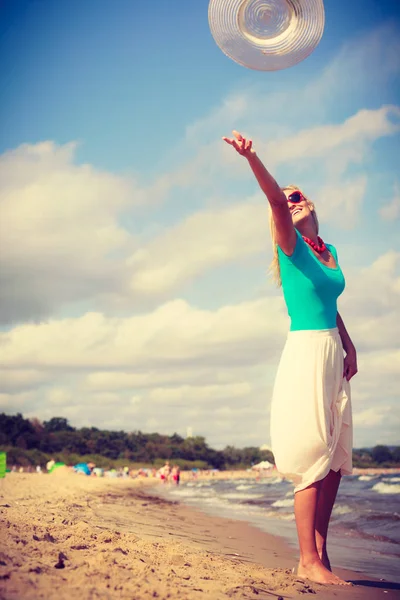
top-left (287, 191), bottom-right (304, 203)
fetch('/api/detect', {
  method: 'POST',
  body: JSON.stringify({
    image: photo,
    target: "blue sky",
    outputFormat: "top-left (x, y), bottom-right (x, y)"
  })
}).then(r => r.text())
top-left (0, 0), bottom-right (399, 450)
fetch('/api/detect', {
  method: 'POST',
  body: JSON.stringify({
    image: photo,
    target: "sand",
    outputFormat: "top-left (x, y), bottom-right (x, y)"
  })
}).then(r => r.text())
top-left (0, 471), bottom-right (399, 600)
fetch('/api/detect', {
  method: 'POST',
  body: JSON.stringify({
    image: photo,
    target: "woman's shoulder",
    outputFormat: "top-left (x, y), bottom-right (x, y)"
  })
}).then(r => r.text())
top-left (277, 230), bottom-right (307, 263)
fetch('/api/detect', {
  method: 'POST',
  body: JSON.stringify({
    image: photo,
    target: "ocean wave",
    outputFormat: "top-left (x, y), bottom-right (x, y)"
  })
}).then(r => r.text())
top-left (236, 484), bottom-right (255, 491)
top-left (199, 496), bottom-right (261, 515)
top-left (185, 481), bottom-right (212, 488)
top-left (332, 505), bottom-right (353, 516)
top-left (221, 492), bottom-right (265, 501)
top-left (262, 476), bottom-right (284, 485)
top-left (358, 475), bottom-right (375, 481)
top-left (170, 487), bottom-right (215, 499)
top-left (383, 477), bottom-right (400, 483)
top-left (265, 510), bottom-right (295, 521)
top-left (363, 512), bottom-right (400, 522)
top-left (271, 498), bottom-right (294, 508)
top-left (371, 482), bottom-right (400, 495)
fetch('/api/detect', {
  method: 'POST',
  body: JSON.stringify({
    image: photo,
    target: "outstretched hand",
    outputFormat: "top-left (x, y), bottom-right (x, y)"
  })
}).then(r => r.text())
top-left (222, 130), bottom-right (255, 157)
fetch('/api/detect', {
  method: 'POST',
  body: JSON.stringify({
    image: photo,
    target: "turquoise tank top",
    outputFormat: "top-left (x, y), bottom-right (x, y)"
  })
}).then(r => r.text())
top-left (278, 230), bottom-right (345, 331)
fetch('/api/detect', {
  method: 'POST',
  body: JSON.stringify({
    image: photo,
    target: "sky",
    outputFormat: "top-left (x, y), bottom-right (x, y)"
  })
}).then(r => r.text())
top-left (0, 0), bottom-right (399, 451)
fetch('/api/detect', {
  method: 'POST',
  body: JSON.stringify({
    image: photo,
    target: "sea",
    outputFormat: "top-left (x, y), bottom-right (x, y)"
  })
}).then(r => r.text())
top-left (159, 472), bottom-right (400, 583)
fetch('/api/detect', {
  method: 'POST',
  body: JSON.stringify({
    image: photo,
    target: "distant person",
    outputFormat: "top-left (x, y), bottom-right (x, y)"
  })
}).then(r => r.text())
top-left (224, 131), bottom-right (357, 586)
top-left (163, 461), bottom-right (171, 483)
top-left (46, 459), bottom-right (55, 472)
top-left (171, 465), bottom-right (180, 485)
top-left (158, 461), bottom-right (170, 484)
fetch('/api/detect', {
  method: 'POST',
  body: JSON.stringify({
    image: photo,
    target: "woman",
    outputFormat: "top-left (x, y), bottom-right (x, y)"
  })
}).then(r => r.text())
top-left (223, 131), bottom-right (357, 586)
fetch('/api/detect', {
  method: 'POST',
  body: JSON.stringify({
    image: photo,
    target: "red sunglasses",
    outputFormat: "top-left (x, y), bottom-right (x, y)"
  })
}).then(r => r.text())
top-left (287, 191), bottom-right (304, 203)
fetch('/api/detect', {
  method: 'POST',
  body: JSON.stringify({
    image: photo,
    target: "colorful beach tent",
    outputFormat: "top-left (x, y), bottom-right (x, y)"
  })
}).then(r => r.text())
top-left (0, 452), bottom-right (6, 478)
top-left (48, 462), bottom-right (65, 473)
top-left (73, 463), bottom-right (91, 475)
top-left (251, 460), bottom-right (274, 470)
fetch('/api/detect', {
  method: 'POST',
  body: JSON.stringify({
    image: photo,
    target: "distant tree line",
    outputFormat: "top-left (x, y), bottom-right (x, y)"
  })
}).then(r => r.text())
top-left (0, 413), bottom-right (399, 470)
top-left (0, 413), bottom-right (274, 470)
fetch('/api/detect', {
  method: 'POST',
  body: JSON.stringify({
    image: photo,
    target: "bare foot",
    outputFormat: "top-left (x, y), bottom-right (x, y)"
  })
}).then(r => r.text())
top-left (297, 560), bottom-right (352, 586)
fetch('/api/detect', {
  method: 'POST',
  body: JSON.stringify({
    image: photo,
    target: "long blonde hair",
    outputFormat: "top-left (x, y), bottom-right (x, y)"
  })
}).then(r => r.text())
top-left (269, 185), bottom-right (320, 287)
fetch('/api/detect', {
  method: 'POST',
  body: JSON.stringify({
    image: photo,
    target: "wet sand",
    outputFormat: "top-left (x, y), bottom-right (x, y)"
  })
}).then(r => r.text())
top-left (0, 471), bottom-right (399, 599)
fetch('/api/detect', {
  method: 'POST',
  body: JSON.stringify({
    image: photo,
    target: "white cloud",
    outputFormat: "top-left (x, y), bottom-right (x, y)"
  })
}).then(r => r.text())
top-left (0, 296), bottom-right (283, 446)
top-left (0, 297), bottom-right (287, 370)
top-left (46, 387), bottom-right (73, 406)
top-left (353, 406), bottom-right (391, 429)
top-left (340, 251), bottom-right (400, 352)
top-left (147, 382), bottom-right (252, 405)
top-left (0, 390), bottom-right (36, 411)
top-left (1, 247), bottom-right (398, 448)
top-left (313, 178), bottom-right (367, 228)
top-left (379, 182), bottom-right (400, 221)
top-left (0, 142), bottom-right (138, 324)
top-left (317, 24), bottom-right (400, 101)
top-left (127, 198), bottom-right (269, 297)
top-left (262, 106), bottom-right (400, 168)
top-left (85, 367), bottom-right (242, 391)
top-left (0, 369), bottom-right (50, 392)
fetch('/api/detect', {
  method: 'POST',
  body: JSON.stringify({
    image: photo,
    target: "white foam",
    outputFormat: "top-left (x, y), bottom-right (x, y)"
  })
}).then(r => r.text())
top-left (236, 484), bottom-right (254, 491)
top-left (221, 492), bottom-right (264, 501)
top-left (263, 476), bottom-right (284, 485)
top-left (169, 487), bottom-right (215, 499)
top-left (271, 498), bottom-right (294, 508)
top-left (382, 477), bottom-right (400, 483)
top-left (371, 482), bottom-right (400, 495)
top-left (265, 510), bottom-right (295, 521)
top-left (358, 475), bottom-right (375, 481)
top-left (199, 496), bottom-right (259, 515)
top-left (332, 504), bottom-right (353, 516)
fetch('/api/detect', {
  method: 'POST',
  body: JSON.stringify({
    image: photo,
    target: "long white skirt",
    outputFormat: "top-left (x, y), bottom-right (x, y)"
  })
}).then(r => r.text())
top-left (270, 328), bottom-right (352, 493)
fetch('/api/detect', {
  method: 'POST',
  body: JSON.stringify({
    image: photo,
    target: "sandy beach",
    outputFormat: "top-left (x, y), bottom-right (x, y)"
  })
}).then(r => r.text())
top-left (0, 471), bottom-right (399, 600)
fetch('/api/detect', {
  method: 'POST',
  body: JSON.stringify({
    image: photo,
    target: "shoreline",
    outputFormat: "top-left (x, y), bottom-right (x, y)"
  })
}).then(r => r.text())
top-left (167, 467), bottom-right (400, 583)
top-left (1, 472), bottom-right (399, 599)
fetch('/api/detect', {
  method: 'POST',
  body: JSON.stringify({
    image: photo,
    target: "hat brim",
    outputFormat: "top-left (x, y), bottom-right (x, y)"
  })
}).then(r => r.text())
top-left (208, 0), bottom-right (325, 72)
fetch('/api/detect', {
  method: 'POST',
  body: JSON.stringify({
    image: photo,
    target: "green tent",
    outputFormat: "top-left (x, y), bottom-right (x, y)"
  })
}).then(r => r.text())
top-left (0, 452), bottom-right (6, 478)
top-left (48, 462), bottom-right (65, 473)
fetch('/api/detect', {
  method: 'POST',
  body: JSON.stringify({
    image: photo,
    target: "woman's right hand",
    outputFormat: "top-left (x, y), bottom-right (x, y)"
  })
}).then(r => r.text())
top-left (222, 130), bottom-right (256, 158)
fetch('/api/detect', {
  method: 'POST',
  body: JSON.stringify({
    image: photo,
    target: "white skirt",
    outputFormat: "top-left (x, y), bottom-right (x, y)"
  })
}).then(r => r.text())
top-left (270, 328), bottom-right (352, 493)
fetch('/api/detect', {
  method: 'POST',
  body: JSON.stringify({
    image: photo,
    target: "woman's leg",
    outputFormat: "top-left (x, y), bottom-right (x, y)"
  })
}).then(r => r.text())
top-left (295, 475), bottom-right (350, 585)
top-left (315, 469), bottom-right (341, 570)
top-left (295, 481), bottom-right (321, 565)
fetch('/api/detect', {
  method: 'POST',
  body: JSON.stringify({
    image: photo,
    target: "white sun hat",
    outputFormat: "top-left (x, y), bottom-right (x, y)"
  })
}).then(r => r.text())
top-left (208, 0), bottom-right (325, 71)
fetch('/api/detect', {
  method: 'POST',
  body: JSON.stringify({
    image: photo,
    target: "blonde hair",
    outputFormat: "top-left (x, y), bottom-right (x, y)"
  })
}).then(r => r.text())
top-left (269, 185), bottom-right (319, 287)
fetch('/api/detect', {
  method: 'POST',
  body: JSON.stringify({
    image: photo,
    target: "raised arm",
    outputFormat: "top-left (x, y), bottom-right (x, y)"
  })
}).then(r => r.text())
top-left (223, 130), bottom-right (296, 255)
top-left (337, 312), bottom-right (358, 381)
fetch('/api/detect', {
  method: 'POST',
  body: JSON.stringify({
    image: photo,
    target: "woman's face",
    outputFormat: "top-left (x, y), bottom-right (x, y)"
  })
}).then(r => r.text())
top-left (283, 189), bottom-right (312, 225)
